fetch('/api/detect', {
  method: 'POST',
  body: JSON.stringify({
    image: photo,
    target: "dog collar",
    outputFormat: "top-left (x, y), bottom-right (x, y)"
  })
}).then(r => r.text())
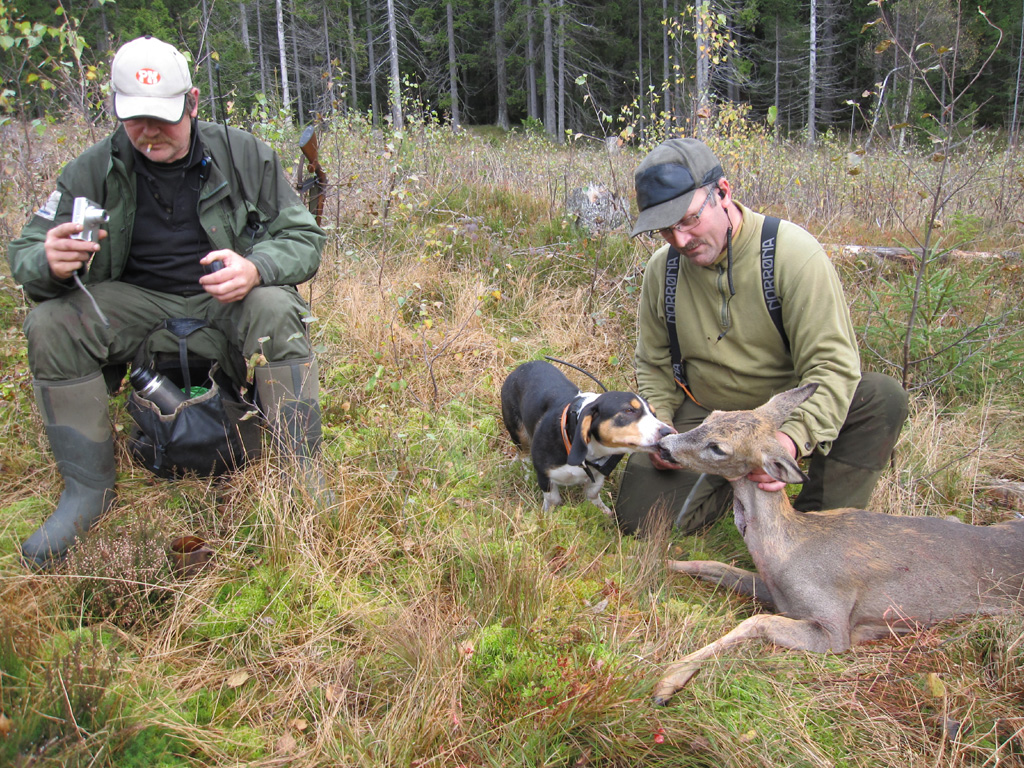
top-left (559, 402), bottom-right (575, 457)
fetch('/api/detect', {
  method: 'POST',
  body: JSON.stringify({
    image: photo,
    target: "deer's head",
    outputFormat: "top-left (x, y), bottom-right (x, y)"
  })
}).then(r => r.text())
top-left (657, 384), bottom-right (817, 483)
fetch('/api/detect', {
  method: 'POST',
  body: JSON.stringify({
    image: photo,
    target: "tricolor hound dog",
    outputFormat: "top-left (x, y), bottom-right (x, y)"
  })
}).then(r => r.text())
top-left (501, 360), bottom-right (674, 515)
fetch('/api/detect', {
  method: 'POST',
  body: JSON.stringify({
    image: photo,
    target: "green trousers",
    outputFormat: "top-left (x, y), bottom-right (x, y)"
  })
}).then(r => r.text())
top-left (614, 372), bottom-right (909, 535)
top-left (24, 282), bottom-right (313, 382)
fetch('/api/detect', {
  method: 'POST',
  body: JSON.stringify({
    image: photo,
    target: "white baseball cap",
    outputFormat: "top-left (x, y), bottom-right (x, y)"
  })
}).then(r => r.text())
top-left (111, 36), bottom-right (193, 122)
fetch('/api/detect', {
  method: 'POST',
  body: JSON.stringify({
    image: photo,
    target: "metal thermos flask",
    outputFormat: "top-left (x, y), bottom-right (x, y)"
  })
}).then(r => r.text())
top-left (129, 366), bottom-right (187, 415)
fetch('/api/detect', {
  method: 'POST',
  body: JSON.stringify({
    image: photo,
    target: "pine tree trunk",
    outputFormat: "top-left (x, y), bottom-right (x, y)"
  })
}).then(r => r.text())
top-left (526, 0), bottom-right (538, 121)
top-left (543, 0), bottom-right (555, 135)
top-left (290, 0), bottom-right (304, 124)
top-left (366, 0), bottom-right (380, 126)
top-left (495, 0), bottom-right (509, 129)
top-left (323, 5), bottom-right (333, 115)
top-left (348, 2), bottom-right (358, 112)
top-left (556, 0), bottom-right (564, 142)
top-left (808, 0), bottom-right (817, 146)
top-left (447, 1), bottom-right (461, 129)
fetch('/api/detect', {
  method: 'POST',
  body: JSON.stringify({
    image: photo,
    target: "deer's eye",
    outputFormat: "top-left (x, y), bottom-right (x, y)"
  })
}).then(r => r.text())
top-left (705, 442), bottom-right (729, 457)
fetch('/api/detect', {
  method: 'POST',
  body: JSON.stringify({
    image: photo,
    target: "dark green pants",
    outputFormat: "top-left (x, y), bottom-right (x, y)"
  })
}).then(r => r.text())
top-left (614, 372), bottom-right (909, 535)
top-left (24, 282), bottom-right (313, 382)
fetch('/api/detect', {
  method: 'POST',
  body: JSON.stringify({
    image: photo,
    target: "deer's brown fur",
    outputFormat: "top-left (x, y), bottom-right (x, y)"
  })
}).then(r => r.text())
top-left (653, 383), bottom-right (1024, 705)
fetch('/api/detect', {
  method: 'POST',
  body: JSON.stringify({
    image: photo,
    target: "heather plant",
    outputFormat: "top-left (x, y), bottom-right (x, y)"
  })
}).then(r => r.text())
top-left (62, 513), bottom-right (172, 630)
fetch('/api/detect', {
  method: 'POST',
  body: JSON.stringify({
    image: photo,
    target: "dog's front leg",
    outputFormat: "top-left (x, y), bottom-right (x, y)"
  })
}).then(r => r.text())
top-left (542, 486), bottom-right (562, 511)
top-left (584, 476), bottom-right (612, 516)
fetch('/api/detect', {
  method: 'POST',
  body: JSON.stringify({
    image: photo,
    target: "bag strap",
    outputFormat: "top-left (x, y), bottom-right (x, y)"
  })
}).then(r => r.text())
top-left (664, 216), bottom-right (789, 405)
top-left (131, 318), bottom-right (211, 394)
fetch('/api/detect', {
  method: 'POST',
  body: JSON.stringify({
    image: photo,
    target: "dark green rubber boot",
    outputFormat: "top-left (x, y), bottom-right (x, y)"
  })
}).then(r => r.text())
top-left (22, 373), bottom-right (116, 569)
top-left (254, 357), bottom-right (334, 508)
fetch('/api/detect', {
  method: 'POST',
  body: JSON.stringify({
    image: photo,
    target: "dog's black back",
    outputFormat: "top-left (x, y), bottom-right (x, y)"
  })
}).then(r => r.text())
top-left (500, 360), bottom-right (580, 449)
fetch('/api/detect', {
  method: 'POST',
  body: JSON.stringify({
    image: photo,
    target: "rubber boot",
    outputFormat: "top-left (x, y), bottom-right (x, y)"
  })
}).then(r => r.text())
top-left (22, 373), bottom-right (116, 569)
top-left (254, 357), bottom-right (334, 508)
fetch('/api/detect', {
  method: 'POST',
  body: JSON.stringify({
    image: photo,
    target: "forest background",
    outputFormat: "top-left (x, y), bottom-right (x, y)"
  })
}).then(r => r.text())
top-left (2, 0), bottom-right (1024, 765)
top-left (3, 0), bottom-right (1024, 143)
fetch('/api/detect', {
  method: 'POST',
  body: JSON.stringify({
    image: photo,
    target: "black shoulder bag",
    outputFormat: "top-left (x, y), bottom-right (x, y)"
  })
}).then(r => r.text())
top-left (126, 318), bottom-right (263, 479)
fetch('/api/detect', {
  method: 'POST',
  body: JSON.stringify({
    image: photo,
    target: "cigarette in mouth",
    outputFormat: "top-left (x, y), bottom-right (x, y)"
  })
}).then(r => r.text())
top-left (147, 144), bottom-right (152, 153)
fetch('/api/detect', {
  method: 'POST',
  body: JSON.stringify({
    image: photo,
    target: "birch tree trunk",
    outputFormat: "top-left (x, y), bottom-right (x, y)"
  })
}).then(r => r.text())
top-left (637, 0), bottom-right (644, 137)
top-left (240, 2), bottom-right (251, 52)
top-left (447, 0), bottom-right (461, 129)
top-left (662, 0), bottom-right (670, 125)
top-left (694, 0), bottom-right (711, 134)
top-left (386, 0), bottom-right (403, 130)
top-left (201, 0), bottom-right (218, 120)
top-left (494, 0), bottom-right (509, 129)
top-left (256, 0), bottom-right (268, 94)
top-left (276, 0), bottom-right (291, 111)
top-left (366, 0), bottom-right (380, 126)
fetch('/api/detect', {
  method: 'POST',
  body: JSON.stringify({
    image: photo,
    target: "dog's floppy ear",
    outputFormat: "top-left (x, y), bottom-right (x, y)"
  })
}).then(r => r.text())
top-left (567, 402), bottom-right (597, 465)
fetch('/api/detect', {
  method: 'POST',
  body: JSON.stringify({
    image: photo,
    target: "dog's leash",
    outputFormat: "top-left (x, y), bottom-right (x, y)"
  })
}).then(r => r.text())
top-left (544, 356), bottom-right (609, 392)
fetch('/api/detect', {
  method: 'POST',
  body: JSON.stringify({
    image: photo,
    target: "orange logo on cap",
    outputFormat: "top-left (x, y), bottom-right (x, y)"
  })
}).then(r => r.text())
top-left (135, 68), bottom-right (162, 86)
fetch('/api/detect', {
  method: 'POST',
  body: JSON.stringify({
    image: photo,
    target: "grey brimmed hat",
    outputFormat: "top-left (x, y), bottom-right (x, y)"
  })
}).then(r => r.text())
top-left (630, 138), bottom-right (724, 236)
top-left (111, 36), bottom-right (192, 122)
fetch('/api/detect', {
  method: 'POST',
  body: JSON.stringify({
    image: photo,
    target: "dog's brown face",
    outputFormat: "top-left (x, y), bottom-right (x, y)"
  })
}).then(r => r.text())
top-left (579, 393), bottom-right (675, 455)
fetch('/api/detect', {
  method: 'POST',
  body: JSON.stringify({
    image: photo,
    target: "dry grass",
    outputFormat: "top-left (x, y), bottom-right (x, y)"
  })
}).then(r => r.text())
top-left (0, 116), bottom-right (1022, 766)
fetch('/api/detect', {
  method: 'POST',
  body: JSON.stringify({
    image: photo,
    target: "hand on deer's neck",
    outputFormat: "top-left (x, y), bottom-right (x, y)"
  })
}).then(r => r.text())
top-left (746, 430), bottom-right (798, 492)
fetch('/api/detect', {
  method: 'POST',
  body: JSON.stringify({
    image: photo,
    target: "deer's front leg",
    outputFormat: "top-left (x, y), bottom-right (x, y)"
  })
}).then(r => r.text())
top-left (652, 613), bottom-right (846, 705)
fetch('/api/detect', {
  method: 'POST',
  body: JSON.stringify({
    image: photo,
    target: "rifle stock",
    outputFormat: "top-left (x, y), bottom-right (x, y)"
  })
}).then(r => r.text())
top-left (298, 125), bottom-right (327, 226)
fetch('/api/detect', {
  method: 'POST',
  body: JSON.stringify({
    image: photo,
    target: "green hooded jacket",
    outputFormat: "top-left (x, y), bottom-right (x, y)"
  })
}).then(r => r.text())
top-left (635, 202), bottom-right (860, 457)
top-left (7, 120), bottom-right (325, 302)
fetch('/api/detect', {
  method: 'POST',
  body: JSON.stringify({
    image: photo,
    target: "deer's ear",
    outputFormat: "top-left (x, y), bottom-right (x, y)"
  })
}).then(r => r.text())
top-left (761, 450), bottom-right (808, 485)
top-left (759, 384), bottom-right (818, 428)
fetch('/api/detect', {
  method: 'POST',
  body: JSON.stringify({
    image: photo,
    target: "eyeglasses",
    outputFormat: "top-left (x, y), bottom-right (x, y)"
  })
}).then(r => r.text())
top-left (659, 187), bottom-right (716, 235)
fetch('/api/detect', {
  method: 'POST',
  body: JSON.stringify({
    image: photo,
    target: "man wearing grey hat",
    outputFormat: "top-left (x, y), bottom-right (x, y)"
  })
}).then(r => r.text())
top-left (8, 36), bottom-right (329, 568)
top-left (615, 138), bottom-right (908, 535)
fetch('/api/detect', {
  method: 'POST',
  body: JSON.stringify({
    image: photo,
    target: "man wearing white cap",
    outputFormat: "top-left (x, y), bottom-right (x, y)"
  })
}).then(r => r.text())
top-left (8, 36), bottom-right (329, 568)
top-left (615, 138), bottom-right (908, 536)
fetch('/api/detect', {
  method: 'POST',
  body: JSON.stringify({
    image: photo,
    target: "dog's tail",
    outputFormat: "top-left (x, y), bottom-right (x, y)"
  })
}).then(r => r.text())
top-left (543, 356), bottom-right (609, 392)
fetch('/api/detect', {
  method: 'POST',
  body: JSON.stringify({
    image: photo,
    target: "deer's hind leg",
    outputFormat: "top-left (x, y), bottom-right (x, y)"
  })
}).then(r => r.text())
top-left (667, 559), bottom-right (777, 608)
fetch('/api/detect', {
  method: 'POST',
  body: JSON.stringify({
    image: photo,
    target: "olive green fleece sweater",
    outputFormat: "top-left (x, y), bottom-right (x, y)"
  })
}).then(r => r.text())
top-left (634, 202), bottom-right (860, 457)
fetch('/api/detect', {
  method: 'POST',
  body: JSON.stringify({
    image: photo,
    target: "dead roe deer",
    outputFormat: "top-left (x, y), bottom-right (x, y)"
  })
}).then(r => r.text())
top-left (652, 383), bottom-right (1024, 705)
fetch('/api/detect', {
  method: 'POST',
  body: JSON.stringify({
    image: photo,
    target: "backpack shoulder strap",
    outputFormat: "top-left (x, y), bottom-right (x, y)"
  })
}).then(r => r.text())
top-left (664, 248), bottom-right (702, 406)
top-left (759, 216), bottom-right (790, 353)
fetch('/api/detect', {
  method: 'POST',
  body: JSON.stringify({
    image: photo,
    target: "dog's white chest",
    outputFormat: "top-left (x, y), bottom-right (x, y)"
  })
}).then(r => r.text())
top-left (548, 464), bottom-right (592, 487)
